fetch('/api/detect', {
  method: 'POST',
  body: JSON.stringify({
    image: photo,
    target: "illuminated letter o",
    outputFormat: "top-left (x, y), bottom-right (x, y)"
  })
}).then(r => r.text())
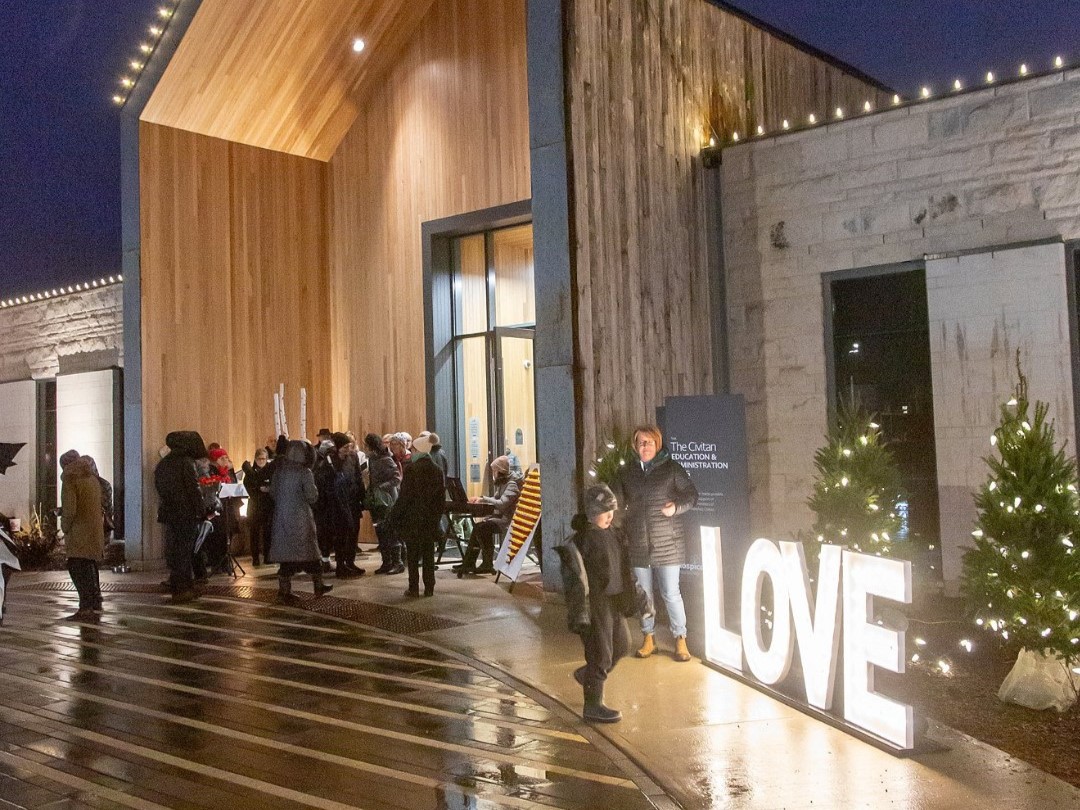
top-left (741, 538), bottom-right (794, 685)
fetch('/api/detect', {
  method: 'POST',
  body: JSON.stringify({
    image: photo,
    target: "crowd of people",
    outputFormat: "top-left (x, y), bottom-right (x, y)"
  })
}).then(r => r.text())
top-left (153, 427), bottom-right (524, 604)
top-left (22, 419), bottom-right (700, 727)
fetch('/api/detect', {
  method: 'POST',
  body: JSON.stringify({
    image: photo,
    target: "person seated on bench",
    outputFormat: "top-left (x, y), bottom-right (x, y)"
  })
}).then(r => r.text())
top-left (454, 455), bottom-right (522, 575)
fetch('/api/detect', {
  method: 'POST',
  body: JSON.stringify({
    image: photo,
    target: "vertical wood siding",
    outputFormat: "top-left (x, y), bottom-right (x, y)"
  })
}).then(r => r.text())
top-left (140, 122), bottom-right (331, 545)
top-left (327, 0), bottom-right (530, 437)
top-left (567, 0), bottom-right (891, 462)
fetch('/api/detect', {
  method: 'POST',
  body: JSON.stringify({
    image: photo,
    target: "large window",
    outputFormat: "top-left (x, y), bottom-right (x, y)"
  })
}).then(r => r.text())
top-left (450, 224), bottom-right (536, 497)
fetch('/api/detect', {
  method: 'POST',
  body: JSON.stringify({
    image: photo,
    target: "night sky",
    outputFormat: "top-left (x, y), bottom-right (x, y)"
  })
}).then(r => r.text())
top-left (1, 1), bottom-right (1078, 297)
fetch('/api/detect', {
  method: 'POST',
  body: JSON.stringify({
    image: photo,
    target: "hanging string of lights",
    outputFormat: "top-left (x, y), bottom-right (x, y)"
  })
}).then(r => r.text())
top-left (710, 55), bottom-right (1071, 147)
top-left (0, 276), bottom-right (123, 310)
top-left (112, 3), bottom-right (183, 107)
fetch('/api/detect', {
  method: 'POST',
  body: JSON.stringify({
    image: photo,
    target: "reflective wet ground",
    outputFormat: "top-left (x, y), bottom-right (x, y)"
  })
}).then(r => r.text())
top-left (0, 586), bottom-right (659, 810)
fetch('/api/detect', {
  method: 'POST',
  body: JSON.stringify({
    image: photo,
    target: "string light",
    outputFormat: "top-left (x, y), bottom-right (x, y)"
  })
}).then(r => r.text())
top-left (707, 56), bottom-right (1070, 145)
top-left (0, 276), bottom-right (123, 309)
top-left (113, 2), bottom-right (181, 107)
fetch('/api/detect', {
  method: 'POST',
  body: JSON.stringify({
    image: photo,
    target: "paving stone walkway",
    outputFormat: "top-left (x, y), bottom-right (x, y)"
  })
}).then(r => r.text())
top-left (0, 585), bottom-right (666, 810)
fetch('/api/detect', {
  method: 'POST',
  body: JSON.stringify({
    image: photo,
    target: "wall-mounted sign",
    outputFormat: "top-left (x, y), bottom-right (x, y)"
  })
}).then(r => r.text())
top-left (662, 395), bottom-right (751, 574)
top-left (700, 527), bottom-right (914, 752)
top-left (468, 417), bottom-right (480, 460)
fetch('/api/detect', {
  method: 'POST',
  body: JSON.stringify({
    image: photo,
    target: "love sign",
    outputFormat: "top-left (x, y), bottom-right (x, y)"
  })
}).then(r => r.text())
top-left (700, 527), bottom-right (914, 751)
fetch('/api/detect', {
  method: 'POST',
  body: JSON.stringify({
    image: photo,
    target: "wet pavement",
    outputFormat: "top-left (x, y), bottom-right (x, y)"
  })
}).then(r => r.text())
top-left (5, 559), bottom-right (1080, 810)
top-left (0, 585), bottom-right (664, 810)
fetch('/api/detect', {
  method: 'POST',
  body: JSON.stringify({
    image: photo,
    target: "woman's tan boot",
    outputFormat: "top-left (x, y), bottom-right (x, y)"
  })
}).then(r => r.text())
top-left (635, 633), bottom-right (656, 658)
top-left (674, 636), bottom-right (691, 662)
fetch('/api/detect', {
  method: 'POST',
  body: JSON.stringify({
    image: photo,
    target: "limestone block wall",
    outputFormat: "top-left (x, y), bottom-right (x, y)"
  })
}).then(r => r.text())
top-left (0, 285), bottom-right (124, 383)
top-left (721, 69), bottom-right (1080, 583)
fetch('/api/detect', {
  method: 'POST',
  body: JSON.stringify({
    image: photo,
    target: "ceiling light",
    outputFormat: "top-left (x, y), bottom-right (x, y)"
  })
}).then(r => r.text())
top-left (352, 38), bottom-right (366, 53)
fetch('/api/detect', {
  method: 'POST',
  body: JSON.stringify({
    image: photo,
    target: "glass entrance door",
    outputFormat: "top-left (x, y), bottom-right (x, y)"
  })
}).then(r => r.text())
top-left (495, 328), bottom-right (536, 474)
top-left (450, 224), bottom-right (536, 497)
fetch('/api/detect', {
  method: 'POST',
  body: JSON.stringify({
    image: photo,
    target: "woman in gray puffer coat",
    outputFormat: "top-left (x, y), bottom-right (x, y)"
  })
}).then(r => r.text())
top-left (269, 440), bottom-right (332, 601)
top-left (612, 425), bottom-right (698, 662)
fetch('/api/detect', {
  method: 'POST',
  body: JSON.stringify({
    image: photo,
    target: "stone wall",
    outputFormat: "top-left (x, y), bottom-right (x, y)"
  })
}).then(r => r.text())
top-left (721, 69), bottom-right (1080, 584)
top-left (0, 285), bottom-right (123, 382)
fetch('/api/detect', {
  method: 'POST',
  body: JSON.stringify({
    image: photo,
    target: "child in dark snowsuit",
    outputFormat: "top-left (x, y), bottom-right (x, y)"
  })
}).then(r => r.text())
top-left (559, 483), bottom-right (650, 723)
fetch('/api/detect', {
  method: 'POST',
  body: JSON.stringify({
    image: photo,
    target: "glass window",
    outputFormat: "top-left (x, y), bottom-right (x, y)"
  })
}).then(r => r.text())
top-left (493, 224), bottom-right (535, 327)
top-left (456, 335), bottom-right (491, 499)
top-left (454, 233), bottom-right (488, 335)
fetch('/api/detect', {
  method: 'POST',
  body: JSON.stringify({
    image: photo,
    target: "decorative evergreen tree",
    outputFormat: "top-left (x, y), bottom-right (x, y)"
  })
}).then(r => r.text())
top-left (807, 402), bottom-right (904, 556)
top-left (962, 357), bottom-right (1080, 666)
top-left (589, 436), bottom-right (637, 487)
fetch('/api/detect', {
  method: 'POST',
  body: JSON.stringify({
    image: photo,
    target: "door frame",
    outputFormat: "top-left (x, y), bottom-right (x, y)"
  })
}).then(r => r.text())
top-left (422, 200), bottom-right (532, 478)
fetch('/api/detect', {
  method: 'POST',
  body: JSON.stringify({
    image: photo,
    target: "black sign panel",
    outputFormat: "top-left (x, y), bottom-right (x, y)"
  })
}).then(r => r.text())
top-left (662, 395), bottom-right (752, 622)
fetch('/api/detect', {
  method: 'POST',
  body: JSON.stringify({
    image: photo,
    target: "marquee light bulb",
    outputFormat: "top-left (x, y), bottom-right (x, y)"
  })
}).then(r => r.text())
top-left (986, 71), bottom-right (995, 83)
top-left (835, 107), bottom-right (844, 118)
top-left (863, 100), bottom-right (872, 112)
top-left (953, 79), bottom-right (962, 91)
top-left (1019, 63), bottom-right (1029, 75)
top-left (1055, 56), bottom-right (1065, 69)
top-left (920, 87), bottom-right (931, 99)
top-left (891, 94), bottom-right (901, 106)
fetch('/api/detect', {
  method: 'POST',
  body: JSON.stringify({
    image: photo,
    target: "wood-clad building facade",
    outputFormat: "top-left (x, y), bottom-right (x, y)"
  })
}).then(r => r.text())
top-left (122, 0), bottom-right (889, 584)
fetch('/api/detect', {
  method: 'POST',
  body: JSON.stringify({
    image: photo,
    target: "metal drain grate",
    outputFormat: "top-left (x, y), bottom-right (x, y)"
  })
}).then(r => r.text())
top-left (12, 581), bottom-right (463, 634)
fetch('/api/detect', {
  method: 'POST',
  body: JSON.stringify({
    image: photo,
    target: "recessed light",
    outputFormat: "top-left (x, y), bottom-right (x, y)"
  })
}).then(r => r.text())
top-left (352, 38), bottom-right (366, 53)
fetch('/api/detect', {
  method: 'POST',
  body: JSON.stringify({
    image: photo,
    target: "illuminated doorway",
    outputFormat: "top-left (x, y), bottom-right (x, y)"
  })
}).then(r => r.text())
top-left (423, 203), bottom-right (536, 498)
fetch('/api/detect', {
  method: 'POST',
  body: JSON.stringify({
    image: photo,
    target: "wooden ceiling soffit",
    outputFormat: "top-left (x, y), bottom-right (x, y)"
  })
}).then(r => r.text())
top-left (141, 0), bottom-right (436, 161)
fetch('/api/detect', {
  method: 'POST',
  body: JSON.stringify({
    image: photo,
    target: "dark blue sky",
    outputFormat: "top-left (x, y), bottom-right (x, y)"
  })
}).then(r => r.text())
top-left (1, 1), bottom-right (1078, 297)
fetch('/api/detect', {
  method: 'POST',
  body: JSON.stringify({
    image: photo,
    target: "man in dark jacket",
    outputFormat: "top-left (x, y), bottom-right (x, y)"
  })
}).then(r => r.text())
top-left (454, 455), bottom-right (522, 575)
top-left (386, 446), bottom-right (445, 597)
top-left (612, 425), bottom-right (698, 662)
top-left (155, 431), bottom-right (208, 603)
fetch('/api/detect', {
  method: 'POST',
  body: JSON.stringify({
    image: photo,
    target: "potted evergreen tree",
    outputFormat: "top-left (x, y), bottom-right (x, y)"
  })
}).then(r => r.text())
top-left (962, 356), bottom-right (1080, 710)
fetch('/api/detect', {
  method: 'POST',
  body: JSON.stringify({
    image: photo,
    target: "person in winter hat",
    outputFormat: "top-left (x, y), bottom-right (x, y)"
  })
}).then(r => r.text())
top-left (268, 440), bottom-right (333, 602)
top-left (60, 451), bottom-right (105, 620)
top-left (558, 483), bottom-right (650, 723)
top-left (155, 431), bottom-right (207, 602)
top-left (454, 455), bottom-right (522, 575)
top-left (365, 433), bottom-right (403, 575)
top-left (412, 431), bottom-right (448, 476)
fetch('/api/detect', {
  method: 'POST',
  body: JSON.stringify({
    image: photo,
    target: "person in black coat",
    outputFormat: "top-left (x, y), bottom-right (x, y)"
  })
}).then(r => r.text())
top-left (242, 447), bottom-right (274, 566)
top-left (155, 431), bottom-right (208, 602)
top-left (611, 425), bottom-right (698, 662)
top-left (330, 432), bottom-right (366, 578)
top-left (386, 448), bottom-right (445, 597)
top-left (365, 433), bottom-right (403, 575)
top-left (558, 484), bottom-right (647, 723)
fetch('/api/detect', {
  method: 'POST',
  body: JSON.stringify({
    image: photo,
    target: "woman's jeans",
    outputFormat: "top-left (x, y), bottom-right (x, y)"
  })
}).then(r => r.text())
top-left (633, 565), bottom-right (687, 638)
